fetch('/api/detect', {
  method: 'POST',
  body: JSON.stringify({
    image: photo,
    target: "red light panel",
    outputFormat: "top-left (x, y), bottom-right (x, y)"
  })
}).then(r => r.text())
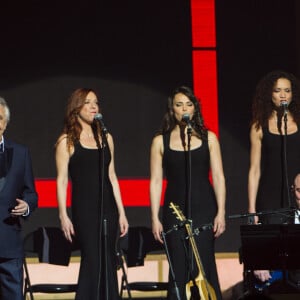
top-left (35, 179), bottom-right (166, 208)
top-left (190, 0), bottom-right (218, 135)
top-left (191, 0), bottom-right (216, 48)
top-left (192, 50), bottom-right (219, 135)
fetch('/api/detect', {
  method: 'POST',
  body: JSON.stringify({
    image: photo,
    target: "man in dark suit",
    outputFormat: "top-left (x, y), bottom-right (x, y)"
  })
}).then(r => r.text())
top-left (287, 173), bottom-right (300, 288)
top-left (0, 97), bottom-right (38, 300)
top-left (292, 173), bottom-right (300, 224)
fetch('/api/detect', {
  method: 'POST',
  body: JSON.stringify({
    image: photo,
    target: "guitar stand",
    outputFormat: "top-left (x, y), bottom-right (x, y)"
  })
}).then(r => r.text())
top-left (162, 221), bottom-right (214, 300)
top-left (183, 223), bottom-right (214, 278)
top-left (186, 223), bottom-right (214, 239)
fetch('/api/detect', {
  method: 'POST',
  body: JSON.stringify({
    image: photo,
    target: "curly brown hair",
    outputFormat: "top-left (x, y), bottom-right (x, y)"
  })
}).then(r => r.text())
top-left (251, 70), bottom-right (300, 129)
top-left (62, 88), bottom-right (100, 149)
top-left (156, 86), bottom-right (208, 140)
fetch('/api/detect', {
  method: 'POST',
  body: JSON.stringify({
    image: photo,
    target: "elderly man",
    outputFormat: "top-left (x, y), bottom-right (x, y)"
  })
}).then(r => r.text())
top-left (0, 97), bottom-right (38, 300)
top-left (287, 173), bottom-right (300, 287)
top-left (253, 173), bottom-right (300, 292)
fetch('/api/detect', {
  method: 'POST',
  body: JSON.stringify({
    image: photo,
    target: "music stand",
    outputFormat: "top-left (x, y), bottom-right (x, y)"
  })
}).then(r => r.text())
top-left (240, 224), bottom-right (300, 270)
top-left (240, 224), bottom-right (300, 295)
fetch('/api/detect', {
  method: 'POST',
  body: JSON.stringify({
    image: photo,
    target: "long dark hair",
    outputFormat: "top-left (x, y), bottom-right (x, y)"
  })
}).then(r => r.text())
top-left (251, 70), bottom-right (300, 129)
top-left (156, 86), bottom-right (207, 140)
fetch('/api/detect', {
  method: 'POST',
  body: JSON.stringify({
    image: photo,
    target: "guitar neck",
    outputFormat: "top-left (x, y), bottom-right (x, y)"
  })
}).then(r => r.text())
top-left (185, 223), bottom-right (206, 278)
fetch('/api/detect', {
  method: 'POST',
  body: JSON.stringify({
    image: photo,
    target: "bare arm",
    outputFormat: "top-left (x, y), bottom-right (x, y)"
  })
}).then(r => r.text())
top-left (248, 125), bottom-right (271, 280)
top-left (150, 135), bottom-right (164, 243)
top-left (248, 124), bottom-right (262, 217)
top-left (107, 134), bottom-right (129, 237)
top-left (208, 131), bottom-right (226, 238)
top-left (55, 135), bottom-right (74, 242)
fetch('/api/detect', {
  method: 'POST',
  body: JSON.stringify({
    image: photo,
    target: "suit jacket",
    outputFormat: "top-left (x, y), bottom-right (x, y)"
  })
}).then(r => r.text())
top-left (0, 138), bottom-right (38, 258)
top-left (287, 209), bottom-right (300, 286)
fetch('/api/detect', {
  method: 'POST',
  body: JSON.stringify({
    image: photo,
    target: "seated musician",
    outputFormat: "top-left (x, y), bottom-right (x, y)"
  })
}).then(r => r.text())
top-left (287, 173), bottom-right (300, 288)
top-left (253, 173), bottom-right (300, 290)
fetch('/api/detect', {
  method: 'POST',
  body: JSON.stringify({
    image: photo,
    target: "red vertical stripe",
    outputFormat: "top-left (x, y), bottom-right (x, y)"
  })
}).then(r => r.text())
top-left (191, 0), bottom-right (216, 47)
top-left (192, 50), bottom-right (219, 135)
top-left (191, 0), bottom-right (218, 135)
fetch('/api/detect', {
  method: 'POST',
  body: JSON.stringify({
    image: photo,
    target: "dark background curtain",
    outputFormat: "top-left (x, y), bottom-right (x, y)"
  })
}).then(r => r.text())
top-left (0, 0), bottom-right (299, 251)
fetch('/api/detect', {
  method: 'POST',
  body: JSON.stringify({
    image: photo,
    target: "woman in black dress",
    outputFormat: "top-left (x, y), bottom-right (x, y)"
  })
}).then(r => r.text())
top-left (150, 86), bottom-right (226, 300)
top-left (248, 70), bottom-right (300, 282)
top-left (55, 88), bottom-right (128, 300)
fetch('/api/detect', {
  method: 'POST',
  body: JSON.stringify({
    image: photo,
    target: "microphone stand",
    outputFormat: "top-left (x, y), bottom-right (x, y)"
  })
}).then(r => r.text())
top-left (228, 207), bottom-right (296, 224)
top-left (282, 110), bottom-right (291, 208)
top-left (103, 219), bottom-right (109, 300)
top-left (94, 122), bottom-right (109, 300)
top-left (185, 123), bottom-right (194, 285)
top-left (161, 228), bottom-right (182, 300)
top-left (186, 123), bottom-right (192, 224)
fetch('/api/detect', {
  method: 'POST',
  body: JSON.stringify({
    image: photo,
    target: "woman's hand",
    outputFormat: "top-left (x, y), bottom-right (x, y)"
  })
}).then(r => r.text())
top-left (119, 214), bottom-right (129, 237)
top-left (213, 213), bottom-right (226, 238)
top-left (60, 215), bottom-right (75, 242)
top-left (152, 219), bottom-right (164, 244)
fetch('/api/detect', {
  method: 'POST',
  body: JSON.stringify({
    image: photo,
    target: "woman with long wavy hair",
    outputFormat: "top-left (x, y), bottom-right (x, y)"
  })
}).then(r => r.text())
top-left (150, 86), bottom-right (226, 300)
top-left (55, 88), bottom-right (128, 299)
top-left (248, 70), bottom-right (300, 282)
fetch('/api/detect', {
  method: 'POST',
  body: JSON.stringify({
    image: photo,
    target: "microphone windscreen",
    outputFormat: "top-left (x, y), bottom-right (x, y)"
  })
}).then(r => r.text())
top-left (94, 113), bottom-right (103, 121)
top-left (182, 113), bottom-right (190, 122)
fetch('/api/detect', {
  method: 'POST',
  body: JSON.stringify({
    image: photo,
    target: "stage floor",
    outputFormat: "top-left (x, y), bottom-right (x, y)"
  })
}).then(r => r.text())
top-left (24, 253), bottom-right (243, 299)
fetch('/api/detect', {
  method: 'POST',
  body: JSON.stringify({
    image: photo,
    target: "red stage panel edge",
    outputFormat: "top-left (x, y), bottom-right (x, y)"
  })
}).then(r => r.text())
top-left (35, 179), bottom-right (166, 208)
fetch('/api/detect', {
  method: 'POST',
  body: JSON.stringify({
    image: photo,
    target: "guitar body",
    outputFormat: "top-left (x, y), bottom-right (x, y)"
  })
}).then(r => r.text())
top-left (186, 276), bottom-right (217, 300)
top-left (187, 280), bottom-right (200, 300)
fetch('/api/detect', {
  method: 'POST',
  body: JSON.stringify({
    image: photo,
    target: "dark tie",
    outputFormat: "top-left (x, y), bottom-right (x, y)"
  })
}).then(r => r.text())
top-left (0, 142), bottom-right (3, 153)
top-left (0, 143), bottom-right (5, 178)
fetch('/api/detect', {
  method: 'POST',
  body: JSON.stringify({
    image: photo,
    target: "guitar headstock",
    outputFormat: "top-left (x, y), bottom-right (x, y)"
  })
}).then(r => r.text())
top-left (169, 201), bottom-right (187, 222)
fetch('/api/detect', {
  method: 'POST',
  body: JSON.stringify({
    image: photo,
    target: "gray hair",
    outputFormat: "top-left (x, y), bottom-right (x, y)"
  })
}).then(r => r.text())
top-left (0, 97), bottom-right (10, 123)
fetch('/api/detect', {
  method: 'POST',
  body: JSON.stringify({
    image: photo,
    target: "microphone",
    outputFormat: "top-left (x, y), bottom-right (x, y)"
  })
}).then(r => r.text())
top-left (94, 113), bottom-right (108, 134)
top-left (182, 113), bottom-right (191, 126)
top-left (280, 100), bottom-right (288, 116)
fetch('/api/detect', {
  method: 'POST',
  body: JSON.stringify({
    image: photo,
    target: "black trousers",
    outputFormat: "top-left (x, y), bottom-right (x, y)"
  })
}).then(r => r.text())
top-left (0, 257), bottom-right (23, 300)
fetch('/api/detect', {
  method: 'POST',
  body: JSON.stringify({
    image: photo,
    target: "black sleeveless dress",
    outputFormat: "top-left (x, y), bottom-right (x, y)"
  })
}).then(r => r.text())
top-left (256, 127), bottom-right (300, 223)
top-left (69, 142), bottom-right (120, 300)
top-left (162, 133), bottom-right (222, 300)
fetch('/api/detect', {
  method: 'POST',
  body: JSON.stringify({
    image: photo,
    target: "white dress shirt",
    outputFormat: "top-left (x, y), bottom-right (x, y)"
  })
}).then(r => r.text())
top-left (0, 136), bottom-right (4, 152)
top-left (295, 210), bottom-right (300, 224)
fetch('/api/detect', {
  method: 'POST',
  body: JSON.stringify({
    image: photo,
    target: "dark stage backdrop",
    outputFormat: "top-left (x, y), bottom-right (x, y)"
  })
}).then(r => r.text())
top-left (216, 0), bottom-right (300, 251)
top-left (1, 0), bottom-right (300, 252)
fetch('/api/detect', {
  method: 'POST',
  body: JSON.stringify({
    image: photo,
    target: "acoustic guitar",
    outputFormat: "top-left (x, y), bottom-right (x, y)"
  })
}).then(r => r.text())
top-left (170, 202), bottom-right (217, 300)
